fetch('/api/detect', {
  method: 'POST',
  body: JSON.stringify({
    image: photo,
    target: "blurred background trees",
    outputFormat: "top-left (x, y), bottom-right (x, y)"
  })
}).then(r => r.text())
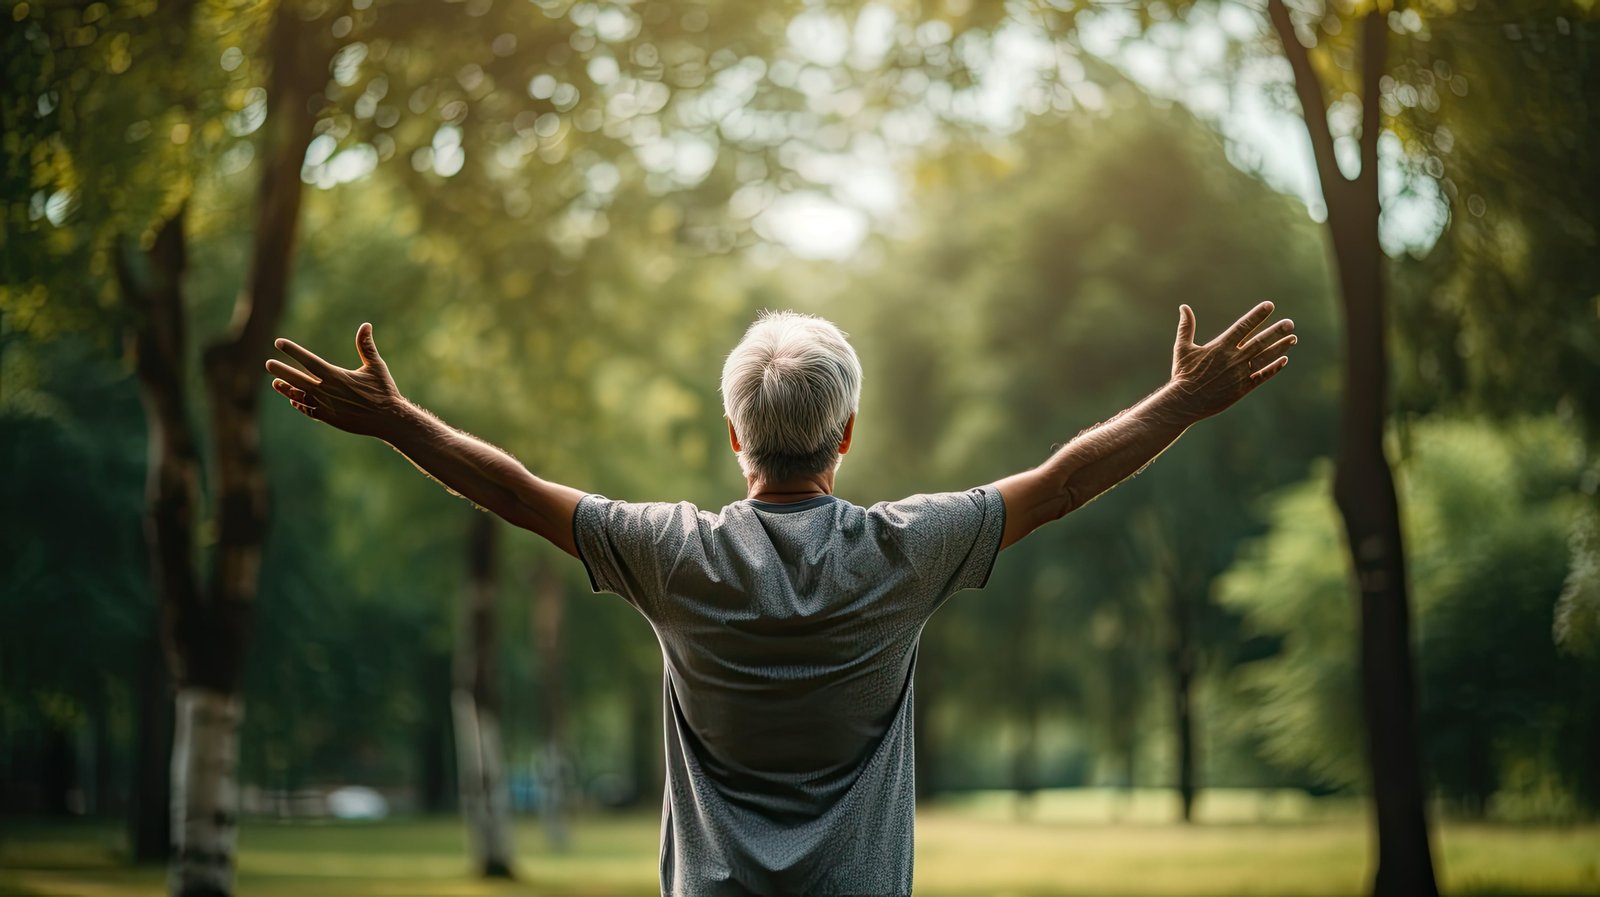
top-left (3, 1), bottom-right (1595, 896)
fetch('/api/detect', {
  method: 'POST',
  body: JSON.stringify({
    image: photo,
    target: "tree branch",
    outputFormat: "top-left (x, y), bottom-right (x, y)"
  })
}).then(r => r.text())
top-left (1266, 0), bottom-right (1349, 195)
top-left (208, 5), bottom-right (330, 365)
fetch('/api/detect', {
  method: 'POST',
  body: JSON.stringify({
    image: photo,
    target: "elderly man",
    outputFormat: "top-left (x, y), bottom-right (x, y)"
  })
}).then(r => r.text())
top-left (266, 301), bottom-right (1294, 895)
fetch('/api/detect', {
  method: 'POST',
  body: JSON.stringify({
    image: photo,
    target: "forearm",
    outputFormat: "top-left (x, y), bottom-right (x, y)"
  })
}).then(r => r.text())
top-left (1045, 381), bottom-right (1199, 513)
top-left (996, 381), bottom-right (1199, 548)
top-left (266, 325), bottom-right (585, 555)
top-left (382, 400), bottom-right (580, 550)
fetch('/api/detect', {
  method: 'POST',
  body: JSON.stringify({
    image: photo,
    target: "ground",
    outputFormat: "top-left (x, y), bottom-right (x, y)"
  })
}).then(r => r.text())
top-left (1, 790), bottom-right (1595, 896)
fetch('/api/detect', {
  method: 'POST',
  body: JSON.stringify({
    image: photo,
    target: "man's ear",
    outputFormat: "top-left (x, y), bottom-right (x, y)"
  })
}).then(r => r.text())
top-left (838, 414), bottom-right (855, 455)
top-left (727, 418), bottom-right (742, 453)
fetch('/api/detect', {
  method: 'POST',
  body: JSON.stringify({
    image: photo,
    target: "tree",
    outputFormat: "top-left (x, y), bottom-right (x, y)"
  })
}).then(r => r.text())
top-left (11, 0), bottom-right (362, 888)
top-left (109, 7), bottom-right (329, 892)
top-left (452, 511), bottom-right (515, 877)
top-left (1260, 2), bottom-right (1436, 888)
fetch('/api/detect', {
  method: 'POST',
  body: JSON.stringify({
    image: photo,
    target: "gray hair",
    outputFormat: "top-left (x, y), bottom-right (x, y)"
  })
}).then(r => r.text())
top-left (720, 310), bottom-right (863, 483)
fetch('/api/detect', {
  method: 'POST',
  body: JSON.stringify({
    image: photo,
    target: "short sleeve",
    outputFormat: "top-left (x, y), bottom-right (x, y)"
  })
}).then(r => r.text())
top-left (871, 485), bottom-right (1007, 603)
top-left (572, 494), bottom-right (698, 615)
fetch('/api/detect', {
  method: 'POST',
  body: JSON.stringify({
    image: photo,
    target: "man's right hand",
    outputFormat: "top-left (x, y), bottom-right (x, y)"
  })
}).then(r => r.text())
top-left (1169, 300), bottom-right (1296, 420)
top-left (265, 322), bottom-right (407, 440)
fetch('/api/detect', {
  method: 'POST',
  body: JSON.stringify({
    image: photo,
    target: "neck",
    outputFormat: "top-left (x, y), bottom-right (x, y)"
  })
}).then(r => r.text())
top-left (745, 471), bottom-right (836, 504)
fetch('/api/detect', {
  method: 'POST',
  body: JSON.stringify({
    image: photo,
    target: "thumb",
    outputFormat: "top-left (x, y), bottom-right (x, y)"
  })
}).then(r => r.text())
top-left (1176, 304), bottom-right (1197, 347)
top-left (356, 322), bottom-right (383, 367)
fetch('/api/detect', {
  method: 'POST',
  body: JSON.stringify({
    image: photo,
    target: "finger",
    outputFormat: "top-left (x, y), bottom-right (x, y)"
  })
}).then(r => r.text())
top-left (265, 358), bottom-right (320, 391)
top-left (1239, 318), bottom-right (1295, 356)
top-left (1250, 333), bottom-right (1298, 366)
top-left (1217, 300), bottom-right (1275, 347)
top-left (271, 378), bottom-right (312, 404)
top-left (355, 322), bottom-right (384, 368)
top-left (274, 337), bottom-right (339, 378)
top-left (1176, 305), bottom-right (1197, 347)
top-left (290, 399), bottom-right (319, 420)
top-left (1249, 355), bottom-right (1289, 384)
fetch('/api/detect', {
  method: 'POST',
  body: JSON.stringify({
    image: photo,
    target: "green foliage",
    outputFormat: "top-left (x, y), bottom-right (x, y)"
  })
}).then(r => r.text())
top-left (1219, 416), bottom-right (1600, 812)
top-left (1388, 3), bottom-right (1600, 661)
top-left (0, 335), bottom-right (149, 734)
top-left (1554, 504), bottom-right (1600, 657)
top-left (1390, 3), bottom-right (1600, 436)
top-left (1211, 469), bottom-right (1366, 787)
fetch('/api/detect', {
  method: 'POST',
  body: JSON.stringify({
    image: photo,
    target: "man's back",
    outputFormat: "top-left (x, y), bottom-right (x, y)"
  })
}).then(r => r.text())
top-left (574, 487), bottom-right (1006, 896)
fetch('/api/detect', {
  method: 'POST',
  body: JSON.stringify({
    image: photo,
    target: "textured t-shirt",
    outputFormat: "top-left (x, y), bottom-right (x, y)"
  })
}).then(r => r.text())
top-left (572, 486), bottom-right (1006, 897)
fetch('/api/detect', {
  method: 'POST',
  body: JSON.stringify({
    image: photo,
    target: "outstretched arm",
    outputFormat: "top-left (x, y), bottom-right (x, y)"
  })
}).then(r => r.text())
top-left (994, 301), bottom-right (1296, 551)
top-left (265, 323), bottom-right (582, 557)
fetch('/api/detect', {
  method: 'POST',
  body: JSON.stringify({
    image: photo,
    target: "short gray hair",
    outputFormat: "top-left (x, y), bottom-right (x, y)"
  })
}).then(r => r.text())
top-left (720, 310), bottom-right (863, 483)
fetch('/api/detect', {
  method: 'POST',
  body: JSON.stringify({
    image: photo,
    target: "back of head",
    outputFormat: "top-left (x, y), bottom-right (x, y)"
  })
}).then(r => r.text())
top-left (721, 310), bottom-right (863, 483)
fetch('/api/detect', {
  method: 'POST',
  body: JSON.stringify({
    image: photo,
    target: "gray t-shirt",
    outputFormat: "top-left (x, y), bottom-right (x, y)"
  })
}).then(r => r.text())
top-left (573, 486), bottom-right (1007, 897)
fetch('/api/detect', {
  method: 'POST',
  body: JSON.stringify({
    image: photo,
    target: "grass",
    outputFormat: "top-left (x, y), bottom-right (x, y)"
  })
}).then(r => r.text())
top-left (1, 790), bottom-right (1595, 896)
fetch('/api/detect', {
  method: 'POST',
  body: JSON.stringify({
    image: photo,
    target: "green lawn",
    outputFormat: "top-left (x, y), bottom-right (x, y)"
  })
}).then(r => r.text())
top-left (1, 791), bottom-right (1595, 896)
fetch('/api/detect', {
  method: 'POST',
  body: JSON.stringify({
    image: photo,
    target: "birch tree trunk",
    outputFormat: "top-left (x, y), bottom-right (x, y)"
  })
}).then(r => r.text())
top-left (453, 512), bottom-right (516, 878)
top-left (1267, 4), bottom-right (1439, 894)
top-left (118, 4), bottom-right (328, 892)
top-left (166, 690), bottom-right (242, 895)
top-left (119, 203), bottom-right (207, 877)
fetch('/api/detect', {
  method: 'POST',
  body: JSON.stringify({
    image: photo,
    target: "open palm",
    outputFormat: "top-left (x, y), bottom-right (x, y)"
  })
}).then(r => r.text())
top-left (265, 323), bottom-right (405, 439)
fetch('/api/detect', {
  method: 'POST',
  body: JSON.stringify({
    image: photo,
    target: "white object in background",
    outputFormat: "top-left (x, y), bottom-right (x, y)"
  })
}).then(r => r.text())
top-left (327, 785), bottom-right (389, 820)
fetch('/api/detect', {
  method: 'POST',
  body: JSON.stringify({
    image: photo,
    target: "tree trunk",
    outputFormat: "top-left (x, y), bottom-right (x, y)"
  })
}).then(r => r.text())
top-left (1330, 229), bottom-right (1439, 897)
top-left (167, 690), bottom-right (243, 895)
top-left (533, 564), bottom-right (571, 849)
top-left (117, 4), bottom-right (328, 891)
top-left (1168, 586), bottom-right (1196, 823)
top-left (119, 202), bottom-right (197, 866)
top-left (177, 3), bottom-right (326, 887)
top-left (453, 512), bottom-right (516, 878)
top-left (1267, 4), bottom-right (1439, 895)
